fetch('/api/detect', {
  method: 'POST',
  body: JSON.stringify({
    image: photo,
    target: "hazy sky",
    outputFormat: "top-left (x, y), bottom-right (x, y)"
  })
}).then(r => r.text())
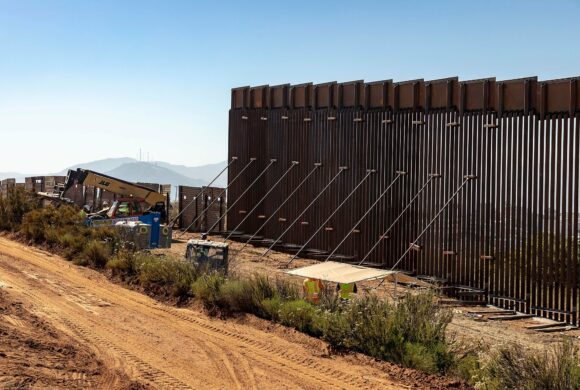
top-left (1, 0), bottom-right (579, 173)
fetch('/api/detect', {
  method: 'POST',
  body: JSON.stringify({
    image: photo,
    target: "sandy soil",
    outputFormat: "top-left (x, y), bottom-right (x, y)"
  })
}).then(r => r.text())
top-left (0, 287), bottom-right (140, 389)
top-left (167, 232), bottom-right (580, 352)
top-left (0, 236), bottom-right (468, 389)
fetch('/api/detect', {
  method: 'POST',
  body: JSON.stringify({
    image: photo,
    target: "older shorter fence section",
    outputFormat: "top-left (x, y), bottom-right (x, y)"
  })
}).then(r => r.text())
top-left (178, 186), bottom-right (226, 233)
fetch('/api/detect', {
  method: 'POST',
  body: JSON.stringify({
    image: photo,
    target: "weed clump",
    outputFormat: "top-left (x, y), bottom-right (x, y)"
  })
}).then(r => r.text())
top-left (0, 187), bottom-right (37, 231)
top-left (78, 240), bottom-right (110, 268)
top-left (478, 338), bottom-right (580, 389)
top-left (191, 272), bottom-right (226, 314)
top-left (107, 250), bottom-right (197, 299)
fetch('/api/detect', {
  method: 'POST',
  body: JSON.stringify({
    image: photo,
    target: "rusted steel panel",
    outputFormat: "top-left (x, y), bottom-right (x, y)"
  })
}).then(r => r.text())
top-left (339, 80), bottom-right (364, 108)
top-left (291, 83), bottom-right (313, 108)
top-left (425, 77), bottom-right (459, 111)
top-left (537, 77), bottom-right (580, 118)
top-left (314, 82), bottom-right (337, 109)
top-left (178, 185), bottom-right (225, 232)
top-left (270, 84), bottom-right (290, 109)
top-left (496, 77), bottom-right (537, 116)
top-left (365, 80), bottom-right (392, 110)
top-left (0, 178), bottom-right (16, 198)
top-left (395, 79), bottom-right (424, 111)
top-left (231, 86), bottom-right (249, 110)
top-left (250, 85), bottom-right (269, 109)
top-left (459, 78), bottom-right (496, 113)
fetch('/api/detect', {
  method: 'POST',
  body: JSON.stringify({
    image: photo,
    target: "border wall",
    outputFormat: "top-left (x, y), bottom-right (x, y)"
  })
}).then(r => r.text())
top-left (228, 76), bottom-right (580, 325)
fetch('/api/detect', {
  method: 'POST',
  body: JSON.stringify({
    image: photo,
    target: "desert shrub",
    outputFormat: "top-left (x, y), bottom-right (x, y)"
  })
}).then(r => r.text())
top-left (274, 278), bottom-right (300, 301)
top-left (79, 240), bottom-right (110, 268)
top-left (277, 299), bottom-right (316, 333)
top-left (317, 286), bottom-right (341, 312)
top-left (402, 342), bottom-right (441, 373)
top-left (243, 274), bottom-right (277, 317)
top-left (191, 272), bottom-right (226, 314)
top-left (106, 249), bottom-right (138, 276)
top-left (0, 187), bottom-right (36, 231)
top-left (391, 292), bottom-right (452, 346)
top-left (312, 308), bottom-right (353, 349)
top-left (217, 274), bottom-right (281, 318)
top-left (18, 204), bottom-right (119, 266)
top-left (20, 205), bottom-right (83, 243)
top-left (312, 293), bottom-right (454, 374)
top-left (135, 253), bottom-right (197, 298)
top-left (261, 296), bottom-right (283, 321)
top-left (219, 279), bottom-right (248, 312)
top-left (479, 338), bottom-right (580, 389)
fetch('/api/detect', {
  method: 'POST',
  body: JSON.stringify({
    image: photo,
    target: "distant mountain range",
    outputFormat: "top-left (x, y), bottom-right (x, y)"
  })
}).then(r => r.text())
top-left (0, 158), bottom-right (228, 190)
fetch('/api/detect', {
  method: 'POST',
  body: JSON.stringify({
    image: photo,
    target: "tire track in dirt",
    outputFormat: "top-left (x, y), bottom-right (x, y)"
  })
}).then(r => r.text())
top-left (0, 238), bottom-right (404, 389)
top-left (59, 318), bottom-right (190, 389)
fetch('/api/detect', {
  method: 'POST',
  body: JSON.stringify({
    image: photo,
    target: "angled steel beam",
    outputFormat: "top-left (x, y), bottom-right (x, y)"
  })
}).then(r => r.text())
top-left (261, 166), bottom-right (347, 257)
top-left (324, 170), bottom-right (406, 262)
top-left (223, 161), bottom-right (299, 242)
top-left (233, 163), bottom-right (322, 258)
top-left (376, 174), bottom-right (477, 288)
top-left (359, 173), bottom-right (442, 265)
top-left (170, 157), bottom-right (237, 228)
top-left (204, 159), bottom-right (277, 235)
top-left (177, 157), bottom-right (256, 237)
top-left (285, 169), bottom-right (376, 267)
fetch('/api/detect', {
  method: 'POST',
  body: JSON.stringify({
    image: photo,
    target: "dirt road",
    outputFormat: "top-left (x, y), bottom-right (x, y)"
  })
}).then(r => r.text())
top-left (0, 237), bottom-right (420, 389)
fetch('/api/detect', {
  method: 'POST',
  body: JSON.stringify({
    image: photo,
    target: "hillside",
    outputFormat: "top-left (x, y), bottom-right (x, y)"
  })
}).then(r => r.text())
top-left (59, 157), bottom-right (137, 175)
top-left (106, 162), bottom-right (206, 189)
top-left (155, 161), bottom-right (228, 187)
top-left (0, 157), bottom-right (228, 188)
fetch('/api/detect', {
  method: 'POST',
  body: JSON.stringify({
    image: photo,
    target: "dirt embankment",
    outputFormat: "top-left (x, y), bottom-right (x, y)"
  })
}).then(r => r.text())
top-left (0, 237), bottom-right (468, 389)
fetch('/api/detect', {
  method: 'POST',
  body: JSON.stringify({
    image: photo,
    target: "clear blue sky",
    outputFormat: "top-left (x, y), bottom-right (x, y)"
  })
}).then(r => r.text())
top-left (1, 0), bottom-right (579, 173)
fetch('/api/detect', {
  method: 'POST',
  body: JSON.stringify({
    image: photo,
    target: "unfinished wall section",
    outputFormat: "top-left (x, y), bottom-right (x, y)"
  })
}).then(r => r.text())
top-left (228, 76), bottom-right (580, 325)
top-left (178, 186), bottom-right (226, 232)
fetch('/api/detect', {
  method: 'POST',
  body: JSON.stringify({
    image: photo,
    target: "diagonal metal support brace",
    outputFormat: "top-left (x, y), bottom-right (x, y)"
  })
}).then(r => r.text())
top-left (261, 166), bottom-right (347, 258)
top-left (377, 174), bottom-right (477, 287)
top-left (177, 157), bottom-right (256, 237)
top-left (324, 170), bottom-right (406, 262)
top-left (170, 157), bottom-right (237, 228)
top-left (233, 163), bottom-right (322, 259)
top-left (285, 169), bottom-right (376, 267)
top-left (359, 173), bottom-right (441, 265)
top-left (204, 159), bottom-right (278, 235)
top-left (223, 161), bottom-right (299, 242)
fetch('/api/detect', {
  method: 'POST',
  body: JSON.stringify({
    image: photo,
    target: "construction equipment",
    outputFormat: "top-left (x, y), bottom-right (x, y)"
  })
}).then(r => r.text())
top-left (185, 237), bottom-right (229, 273)
top-left (61, 168), bottom-right (170, 249)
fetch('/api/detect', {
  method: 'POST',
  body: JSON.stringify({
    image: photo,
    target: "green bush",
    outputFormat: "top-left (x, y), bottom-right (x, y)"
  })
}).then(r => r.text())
top-left (311, 293), bottom-right (455, 374)
top-left (313, 308), bottom-right (354, 349)
top-left (480, 338), bottom-right (580, 389)
top-left (79, 240), bottom-right (110, 268)
top-left (219, 279), bottom-right (248, 312)
top-left (191, 273), bottom-right (226, 314)
top-left (277, 299), bottom-right (316, 333)
top-left (106, 249), bottom-right (138, 276)
top-left (261, 296), bottom-right (283, 321)
top-left (135, 253), bottom-right (197, 298)
top-left (0, 187), bottom-right (36, 231)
